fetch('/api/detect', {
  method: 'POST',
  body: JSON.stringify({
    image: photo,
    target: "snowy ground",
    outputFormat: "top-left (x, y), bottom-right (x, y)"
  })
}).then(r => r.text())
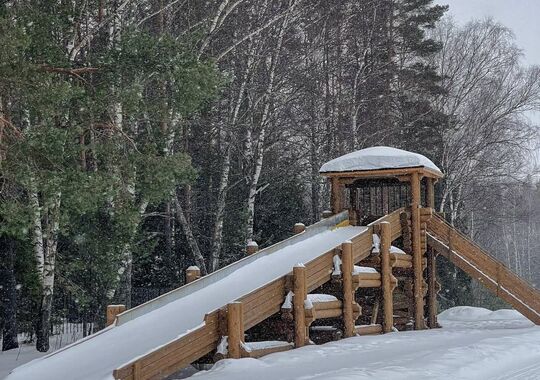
top-left (190, 307), bottom-right (540, 380)
top-left (0, 324), bottom-right (86, 379)
top-left (2, 307), bottom-right (539, 379)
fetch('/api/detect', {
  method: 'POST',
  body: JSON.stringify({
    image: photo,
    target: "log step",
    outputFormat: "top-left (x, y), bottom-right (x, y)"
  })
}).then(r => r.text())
top-left (355, 324), bottom-right (383, 335)
top-left (241, 341), bottom-right (294, 358)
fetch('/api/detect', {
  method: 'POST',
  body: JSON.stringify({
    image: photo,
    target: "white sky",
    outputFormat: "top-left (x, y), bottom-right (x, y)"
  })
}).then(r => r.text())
top-left (437, 0), bottom-right (540, 128)
top-left (436, 0), bottom-right (540, 65)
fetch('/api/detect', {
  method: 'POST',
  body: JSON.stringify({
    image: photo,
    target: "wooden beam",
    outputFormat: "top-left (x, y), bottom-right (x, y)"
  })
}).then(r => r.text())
top-left (379, 222), bottom-right (394, 333)
top-left (106, 304), bottom-right (126, 327)
top-left (321, 167), bottom-right (443, 180)
top-left (293, 265), bottom-right (307, 347)
top-left (227, 302), bottom-right (244, 359)
top-left (426, 247), bottom-right (439, 328)
top-left (341, 241), bottom-right (355, 337)
top-left (410, 172), bottom-right (426, 330)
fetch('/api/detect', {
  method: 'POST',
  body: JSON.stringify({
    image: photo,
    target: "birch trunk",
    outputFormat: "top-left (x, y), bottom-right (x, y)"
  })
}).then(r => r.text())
top-left (36, 192), bottom-right (61, 352)
top-left (244, 3), bottom-right (291, 244)
top-left (174, 195), bottom-right (208, 275)
top-left (210, 40), bottom-right (255, 272)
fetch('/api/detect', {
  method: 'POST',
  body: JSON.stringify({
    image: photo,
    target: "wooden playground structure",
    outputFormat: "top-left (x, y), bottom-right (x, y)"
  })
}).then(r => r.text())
top-left (102, 148), bottom-right (540, 380)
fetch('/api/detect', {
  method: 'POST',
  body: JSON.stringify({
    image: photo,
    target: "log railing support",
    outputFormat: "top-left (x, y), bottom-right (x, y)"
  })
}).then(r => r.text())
top-left (293, 265), bottom-right (307, 347)
top-left (293, 223), bottom-right (306, 234)
top-left (186, 266), bottom-right (201, 284)
top-left (379, 222), bottom-right (394, 333)
top-left (246, 241), bottom-right (259, 255)
top-left (322, 210), bottom-right (333, 219)
top-left (410, 172), bottom-right (425, 330)
top-left (227, 302), bottom-right (244, 359)
top-left (341, 241), bottom-right (355, 337)
top-left (106, 304), bottom-right (126, 327)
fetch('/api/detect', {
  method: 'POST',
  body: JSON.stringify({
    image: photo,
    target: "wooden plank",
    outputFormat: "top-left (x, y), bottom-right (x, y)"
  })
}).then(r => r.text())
top-left (140, 326), bottom-right (220, 379)
top-left (357, 279), bottom-right (382, 288)
top-left (136, 312), bottom-right (219, 369)
top-left (321, 167), bottom-right (442, 179)
top-left (313, 308), bottom-right (343, 320)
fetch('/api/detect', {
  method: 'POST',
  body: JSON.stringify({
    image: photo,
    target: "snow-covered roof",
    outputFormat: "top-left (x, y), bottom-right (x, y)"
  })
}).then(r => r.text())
top-left (319, 146), bottom-right (442, 177)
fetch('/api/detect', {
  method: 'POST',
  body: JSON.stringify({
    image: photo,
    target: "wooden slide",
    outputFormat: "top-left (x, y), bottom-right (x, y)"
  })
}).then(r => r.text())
top-left (427, 214), bottom-right (540, 325)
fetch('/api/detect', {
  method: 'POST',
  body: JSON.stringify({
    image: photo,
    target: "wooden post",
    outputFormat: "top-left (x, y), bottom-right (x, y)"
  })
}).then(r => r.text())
top-left (132, 361), bottom-right (141, 380)
top-left (322, 210), bottom-right (333, 219)
top-left (106, 304), bottom-right (126, 327)
top-left (410, 172), bottom-right (425, 330)
top-left (293, 223), bottom-right (306, 234)
top-left (379, 222), bottom-right (394, 333)
top-left (427, 247), bottom-right (439, 328)
top-left (227, 302), bottom-right (244, 359)
top-left (341, 241), bottom-right (355, 337)
top-left (426, 178), bottom-right (435, 209)
top-left (186, 266), bottom-right (201, 284)
top-left (293, 265), bottom-right (307, 347)
top-left (246, 241), bottom-right (259, 255)
top-left (330, 177), bottom-right (342, 215)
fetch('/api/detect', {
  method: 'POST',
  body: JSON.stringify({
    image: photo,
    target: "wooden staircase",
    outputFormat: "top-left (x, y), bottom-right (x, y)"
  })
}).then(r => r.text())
top-left (427, 214), bottom-right (540, 324)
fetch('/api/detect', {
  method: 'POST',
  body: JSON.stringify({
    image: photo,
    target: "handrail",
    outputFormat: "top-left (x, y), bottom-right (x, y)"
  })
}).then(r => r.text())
top-left (427, 214), bottom-right (540, 324)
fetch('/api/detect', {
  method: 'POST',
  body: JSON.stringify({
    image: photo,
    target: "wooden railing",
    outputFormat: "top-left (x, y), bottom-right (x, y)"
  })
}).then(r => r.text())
top-left (427, 214), bottom-right (540, 324)
top-left (113, 209), bottom-right (404, 380)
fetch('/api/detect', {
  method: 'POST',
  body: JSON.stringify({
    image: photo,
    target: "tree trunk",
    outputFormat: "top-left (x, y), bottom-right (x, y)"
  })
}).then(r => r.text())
top-left (1, 236), bottom-right (18, 351)
top-left (36, 192), bottom-right (61, 352)
top-left (174, 195), bottom-right (208, 275)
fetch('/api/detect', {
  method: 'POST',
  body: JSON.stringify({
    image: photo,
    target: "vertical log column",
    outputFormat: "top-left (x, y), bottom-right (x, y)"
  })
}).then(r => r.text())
top-left (410, 172), bottom-right (425, 330)
top-left (186, 266), bottom-right (201, 283)
top-left (341, 241), bottom-right (355, 337)
top-left (426, 247), bottom-right (439, 328)
top-left (425, 177), bottom-right (439, 328)
top-left (106, 304), bottom-right (126, 327)
top-left (426, 178), bottom-right (435, 210)
top-left (379, 222), bottom-right (394, 333)
top-left (293, 265), bottom-right (307, 347)
top-left (227, 302), bottom-right (244, 359)
top-left (330, 177), bottom-right (342, 215)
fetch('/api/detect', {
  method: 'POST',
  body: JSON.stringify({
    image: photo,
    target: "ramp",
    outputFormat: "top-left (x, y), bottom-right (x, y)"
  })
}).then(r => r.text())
top-left (6, 212), bottom-right (371, 380)
top-left (427, 214), bottom-right (540, 324)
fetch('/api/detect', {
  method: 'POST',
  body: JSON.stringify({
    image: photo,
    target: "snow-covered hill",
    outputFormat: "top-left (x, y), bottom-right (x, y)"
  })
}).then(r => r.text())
top-left (190, 306), bottom-right (540, 380)
top-left (2, 307), bottom-right (539, 380)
